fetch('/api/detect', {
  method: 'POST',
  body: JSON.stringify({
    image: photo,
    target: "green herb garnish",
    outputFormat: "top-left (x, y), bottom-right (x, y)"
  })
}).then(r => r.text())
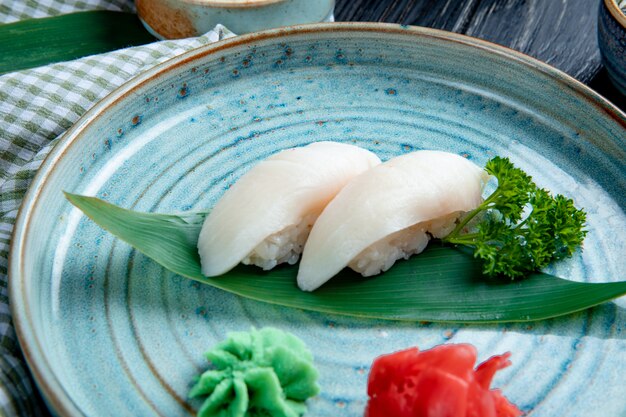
top-left (443, 157), bottom-right (587, 280)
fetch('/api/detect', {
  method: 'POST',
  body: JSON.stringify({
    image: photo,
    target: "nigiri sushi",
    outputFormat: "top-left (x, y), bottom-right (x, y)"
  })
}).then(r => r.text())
top-left (198, 141), bottom-right (381, 277)
top-left (297, 150), bottom-right (488, 291)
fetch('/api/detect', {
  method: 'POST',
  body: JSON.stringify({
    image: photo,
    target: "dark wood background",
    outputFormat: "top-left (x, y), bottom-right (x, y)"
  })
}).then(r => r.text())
top-left (336, 0), bottom-right (625, 110)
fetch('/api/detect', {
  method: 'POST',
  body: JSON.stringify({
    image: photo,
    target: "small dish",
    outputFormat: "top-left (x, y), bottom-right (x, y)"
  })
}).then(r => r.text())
top-left (598, 0), bottom-right (626, 94)
top-left (136, 0), bottom-right (335, 39)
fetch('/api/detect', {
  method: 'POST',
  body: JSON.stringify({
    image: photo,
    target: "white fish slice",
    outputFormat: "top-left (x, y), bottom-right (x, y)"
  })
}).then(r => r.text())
top-left (198, 141), bottom-right (382, 277)
top-left (297, 150), bottom-right (488, 291)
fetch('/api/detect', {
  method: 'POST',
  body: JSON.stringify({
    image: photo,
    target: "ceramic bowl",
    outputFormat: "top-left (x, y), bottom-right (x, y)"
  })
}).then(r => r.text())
top-left (136, 0), bottom-right (335, 39)
top-left (598, 0), bottom-right (626, 95)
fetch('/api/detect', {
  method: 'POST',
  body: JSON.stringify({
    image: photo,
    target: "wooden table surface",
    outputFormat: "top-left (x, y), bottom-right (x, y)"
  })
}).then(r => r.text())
top-left (336, 0), bottom-right (626, 110)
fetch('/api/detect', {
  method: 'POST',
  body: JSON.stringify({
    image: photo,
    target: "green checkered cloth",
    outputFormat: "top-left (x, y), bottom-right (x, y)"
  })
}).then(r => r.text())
top-left (0, 2), bottom-right (233, 415)
top-left (0, 0), bottom-right (134, 23)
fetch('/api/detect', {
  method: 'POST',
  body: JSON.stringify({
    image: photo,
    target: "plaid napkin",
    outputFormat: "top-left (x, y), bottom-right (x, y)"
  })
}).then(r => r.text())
top-left (0, 0), bottom-right (133, 23)
top-left (0, 2), bottom-right (234, 415)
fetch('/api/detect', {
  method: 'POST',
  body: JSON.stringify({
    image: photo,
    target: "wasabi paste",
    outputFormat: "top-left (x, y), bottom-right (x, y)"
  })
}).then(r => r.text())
top-left (190, 327), bottom-right (320, 417)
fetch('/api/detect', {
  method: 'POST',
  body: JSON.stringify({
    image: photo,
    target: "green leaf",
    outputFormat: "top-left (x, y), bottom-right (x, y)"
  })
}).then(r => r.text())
top-left (65, 193), bottom-right (626, 323)
top-left (0, 11), bottom-right (155, 75)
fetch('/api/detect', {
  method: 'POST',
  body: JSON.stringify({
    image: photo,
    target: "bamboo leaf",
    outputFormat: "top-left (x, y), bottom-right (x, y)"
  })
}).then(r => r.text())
top-left (0, 11), bottom-right (155, 75)
top-left (65, 193), bottom-right (626, 323)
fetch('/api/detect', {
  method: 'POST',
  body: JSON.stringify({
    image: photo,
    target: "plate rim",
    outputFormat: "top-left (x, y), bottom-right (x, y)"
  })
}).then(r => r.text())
top-left (8, 22), bottom-right (626, 417)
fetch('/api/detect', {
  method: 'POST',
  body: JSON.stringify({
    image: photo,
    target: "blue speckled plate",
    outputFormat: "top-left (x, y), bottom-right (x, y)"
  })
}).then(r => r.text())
top-left (10, 23), bottom-right (626, 417)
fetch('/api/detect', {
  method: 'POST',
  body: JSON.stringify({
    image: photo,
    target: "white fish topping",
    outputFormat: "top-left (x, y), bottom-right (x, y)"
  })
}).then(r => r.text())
top-left (198, 141), bottom-right (382, 277)
top-left (297, 150), bottom-right (488, 291)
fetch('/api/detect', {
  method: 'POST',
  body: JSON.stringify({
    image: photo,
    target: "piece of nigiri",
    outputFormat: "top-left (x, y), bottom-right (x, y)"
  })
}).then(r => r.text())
top-left (198, 141), bottom-right (381, 277)
top-left (297, 150), bottom-right (488, 291)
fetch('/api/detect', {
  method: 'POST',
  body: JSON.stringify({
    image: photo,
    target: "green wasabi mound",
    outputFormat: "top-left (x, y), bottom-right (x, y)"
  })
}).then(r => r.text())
top-left (190, 327), bottom-right (320, 417)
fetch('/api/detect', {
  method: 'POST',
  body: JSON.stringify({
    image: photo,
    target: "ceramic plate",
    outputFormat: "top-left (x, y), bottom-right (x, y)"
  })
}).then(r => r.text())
top-left (10, 23), bottom-right (626, 417)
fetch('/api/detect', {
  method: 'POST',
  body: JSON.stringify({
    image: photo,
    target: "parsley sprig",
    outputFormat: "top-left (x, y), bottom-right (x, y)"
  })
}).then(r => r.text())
top-left (443, 157), bottom-right (587, 280)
